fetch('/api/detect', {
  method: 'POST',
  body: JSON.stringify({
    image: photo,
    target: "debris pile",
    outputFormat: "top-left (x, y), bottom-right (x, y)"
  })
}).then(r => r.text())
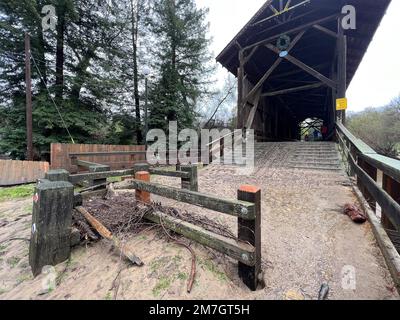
top-left (73, 193), bottom-right (235, 241)
top-left (71, 192), bottom-right (236, 293)
top-left (343, 203), bottom-right (367, 224)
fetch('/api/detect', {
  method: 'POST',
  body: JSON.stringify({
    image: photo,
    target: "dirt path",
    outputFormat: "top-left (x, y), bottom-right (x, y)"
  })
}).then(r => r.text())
top-left (0, 143), bottom-right (398, 300)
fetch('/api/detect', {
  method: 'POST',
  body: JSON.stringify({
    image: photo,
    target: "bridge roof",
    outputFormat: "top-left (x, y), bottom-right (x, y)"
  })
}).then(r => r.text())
top-left (216, 0), bottom-right (391, 120)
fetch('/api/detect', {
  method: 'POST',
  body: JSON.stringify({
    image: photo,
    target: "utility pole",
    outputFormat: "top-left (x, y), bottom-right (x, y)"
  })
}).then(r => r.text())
top-left (25, 33), bottom-right (33, 161)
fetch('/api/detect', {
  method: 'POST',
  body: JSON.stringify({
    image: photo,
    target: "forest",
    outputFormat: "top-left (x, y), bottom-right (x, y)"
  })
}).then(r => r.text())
top-left (0, 0), bottom-right (236, 160)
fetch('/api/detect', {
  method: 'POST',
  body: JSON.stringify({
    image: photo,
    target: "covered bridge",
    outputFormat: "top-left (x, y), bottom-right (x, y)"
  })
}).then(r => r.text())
top-left (217, 0), bottom-right (391, 141)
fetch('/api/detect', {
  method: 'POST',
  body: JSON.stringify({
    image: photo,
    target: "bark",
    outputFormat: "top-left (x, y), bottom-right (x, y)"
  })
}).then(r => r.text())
top-left (131, 0), bottom-right (143, 144)
top-left (55, 2), bottom-right (66, 100)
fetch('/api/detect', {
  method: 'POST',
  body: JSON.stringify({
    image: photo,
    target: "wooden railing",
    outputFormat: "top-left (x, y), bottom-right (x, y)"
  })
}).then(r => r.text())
top-left (336, 122), bottom-right (400, 232)
top-left (336, 122), bottom-right (400, 290)
top-left (30, 163), bottom-right (262, 291)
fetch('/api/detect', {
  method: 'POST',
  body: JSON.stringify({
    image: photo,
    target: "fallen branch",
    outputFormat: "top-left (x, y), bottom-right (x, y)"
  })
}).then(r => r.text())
top-left (75, 206), bottom-right (143, 266)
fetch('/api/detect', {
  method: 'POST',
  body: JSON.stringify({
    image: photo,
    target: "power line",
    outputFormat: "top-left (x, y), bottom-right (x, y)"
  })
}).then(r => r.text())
top-left (30, 53), bottom-right (75, 144)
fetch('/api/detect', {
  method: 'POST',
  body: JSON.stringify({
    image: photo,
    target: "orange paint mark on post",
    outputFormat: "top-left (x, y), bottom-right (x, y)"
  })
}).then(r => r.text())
top-left (239, 185), bottom-right (261, 194)
top-left (135, 171), bottom-right (151, 203)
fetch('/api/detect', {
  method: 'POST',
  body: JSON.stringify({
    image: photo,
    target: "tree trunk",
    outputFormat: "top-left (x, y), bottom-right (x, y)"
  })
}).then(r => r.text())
top-left (55, 1), bottom-right (66, 100)
top-left (34, 0), bottom-right (48, 91)
top-left (131, 0), bottom-right (143, 144)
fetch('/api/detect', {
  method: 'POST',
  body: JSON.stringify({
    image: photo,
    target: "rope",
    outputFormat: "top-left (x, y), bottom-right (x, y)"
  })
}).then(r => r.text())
top-left (30, 53), bottom-right (75, 144)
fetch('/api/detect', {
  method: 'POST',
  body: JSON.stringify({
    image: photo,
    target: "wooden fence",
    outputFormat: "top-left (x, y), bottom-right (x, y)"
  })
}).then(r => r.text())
top-left (50, 143), bottom-right (146, 173)
top-left (29, 164), bottom-right (262, 291)
top-left (336, 122), bottom-right (400, 290)
top-left (0, 160), bottom-right (49, 186)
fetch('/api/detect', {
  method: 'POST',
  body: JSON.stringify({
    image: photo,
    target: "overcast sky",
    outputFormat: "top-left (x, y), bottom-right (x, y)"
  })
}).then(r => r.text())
top-left (197, 0), bottom-right (400, 112)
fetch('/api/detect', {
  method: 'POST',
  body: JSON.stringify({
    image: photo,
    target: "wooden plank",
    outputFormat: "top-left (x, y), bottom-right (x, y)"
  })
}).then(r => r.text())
top-left (349, 154), bottom-right (400, 231)
top-left (50, 143), bottom-right (146, 172)
top-left (0, 160), bottom-right (49, 186)
top-left (360, 154), bottom-right (400, 184)
top-left (114, 179), bottom-right (256, 220)
top-left (336, 122), bottom-right (377, 155)
top-left (261, 82), bottom-right (324, 97)
top-left (144, 210), bottom-right (255, 266)
top-left (149, 168), bottom-right (190, 179)
top-left (69, 169), bottom-right (135, 185)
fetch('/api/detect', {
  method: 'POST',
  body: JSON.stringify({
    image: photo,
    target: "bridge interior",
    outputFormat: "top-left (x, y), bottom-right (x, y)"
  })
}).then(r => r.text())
top-left (217, 0), bottom-right (391, 142)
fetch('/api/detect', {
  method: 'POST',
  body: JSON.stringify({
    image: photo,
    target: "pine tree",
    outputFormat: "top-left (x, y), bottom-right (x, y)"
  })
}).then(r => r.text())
top-left (147, 0), bottom-right (214, 133)
top-left (0, 0), bottom-right (134, 158)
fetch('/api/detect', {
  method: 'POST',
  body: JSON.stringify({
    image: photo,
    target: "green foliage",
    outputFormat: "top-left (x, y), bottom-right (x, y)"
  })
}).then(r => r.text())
top-left (0, 184), bottom-right (35, 202)
top-left (348, 97), bottom-right (400, 158)
top-left (147, 0), bottom-right (214, 132)
top-left (0, 0), bottom-right (214, 158)
top-left (152, 276), bottom-right (172, 297)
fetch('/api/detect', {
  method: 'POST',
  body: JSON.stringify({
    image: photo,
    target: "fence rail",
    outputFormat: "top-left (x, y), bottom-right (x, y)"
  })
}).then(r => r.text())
top-left (32, 161), bottom-right (262, 291)
top-left (336, 122), bottom-right (400, 290)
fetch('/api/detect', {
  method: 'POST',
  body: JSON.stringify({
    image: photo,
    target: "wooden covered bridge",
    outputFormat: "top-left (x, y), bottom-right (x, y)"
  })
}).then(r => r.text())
top-left (6, 0), bottom-right (400, 300)
top-left (217, 0), bottom-right (391, 141)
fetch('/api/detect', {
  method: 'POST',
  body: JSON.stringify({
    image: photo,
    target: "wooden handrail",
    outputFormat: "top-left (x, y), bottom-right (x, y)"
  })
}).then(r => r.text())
top-left (336, 122), bottom-right (400, 183)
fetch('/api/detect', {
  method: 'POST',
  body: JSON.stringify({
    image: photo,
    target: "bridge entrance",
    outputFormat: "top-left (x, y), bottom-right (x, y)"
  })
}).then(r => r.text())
top-left (216, 0), bottom-right (389, 143)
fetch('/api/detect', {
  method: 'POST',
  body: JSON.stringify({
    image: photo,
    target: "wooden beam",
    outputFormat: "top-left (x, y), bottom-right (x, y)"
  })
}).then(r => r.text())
top-left (145, 210), bottom-right (255, 266)
top-left (313, 24), bottom-right (338, 38)
top-left (149, 168), bottom-right (190, 179)
top-left (114, 179), bottom-right (256, 220)
top-left (237, 50), bottom-right (245, 128)
top-left (244, 13), bottom-right (339, 51)
top-left (252, 0), bottom-right (311, 27)
top-left (261, 82), bottom-right (325, 97)
top-left (337, 17), bottom-right (347, 124)
top-left (69, 169), bottom-right (135, 185)
top-left (265, 44), bottom-right (337, 89)
top-left (244, 45), bottom-right (259, 65)
top-left (245, 89), bottom-right (262, 129)
top-left (242, 30), bottom-right (306, 107)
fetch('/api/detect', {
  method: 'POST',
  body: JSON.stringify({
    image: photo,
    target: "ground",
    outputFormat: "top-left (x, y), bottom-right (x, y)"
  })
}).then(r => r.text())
top-left (0, 143), bottom-right (399, 300)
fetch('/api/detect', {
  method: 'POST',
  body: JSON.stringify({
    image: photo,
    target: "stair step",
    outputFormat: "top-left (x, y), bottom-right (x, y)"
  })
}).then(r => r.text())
top-left (289, 165), bottom-right (342, 171)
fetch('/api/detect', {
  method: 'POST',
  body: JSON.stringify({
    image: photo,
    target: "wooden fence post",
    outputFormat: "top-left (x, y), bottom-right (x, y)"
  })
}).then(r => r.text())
top-left (45, 169), bottom-right (70, 182)
top-left (90, 165), bottom-right (110, 188)
top-left (29, 179), bottom-right (74, 277)
top-left (237, 185), bottom-right (261, 291)
top-left (382, 174), bottom-right (399, 231)
top-left (357, 158), bottom-right (377, 212)
top-left (181, 165), bottom-right (198, 192)
top-left (135, 171), bottom-right (151, 203)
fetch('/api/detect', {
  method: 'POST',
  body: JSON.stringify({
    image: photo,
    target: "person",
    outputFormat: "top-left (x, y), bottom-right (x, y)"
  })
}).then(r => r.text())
top-left (313, 129), bottom-right (319, 141)
top-left (305, 134), bottom-right (309, 142)
top-left (321, 124), bottom-right (328, 141)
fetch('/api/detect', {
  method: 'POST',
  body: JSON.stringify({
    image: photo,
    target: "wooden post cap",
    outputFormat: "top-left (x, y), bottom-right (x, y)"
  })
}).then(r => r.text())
top-left (239, 185), bottom-right (261, 194)
top-left (135, 171), bottom-right (150, 181)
